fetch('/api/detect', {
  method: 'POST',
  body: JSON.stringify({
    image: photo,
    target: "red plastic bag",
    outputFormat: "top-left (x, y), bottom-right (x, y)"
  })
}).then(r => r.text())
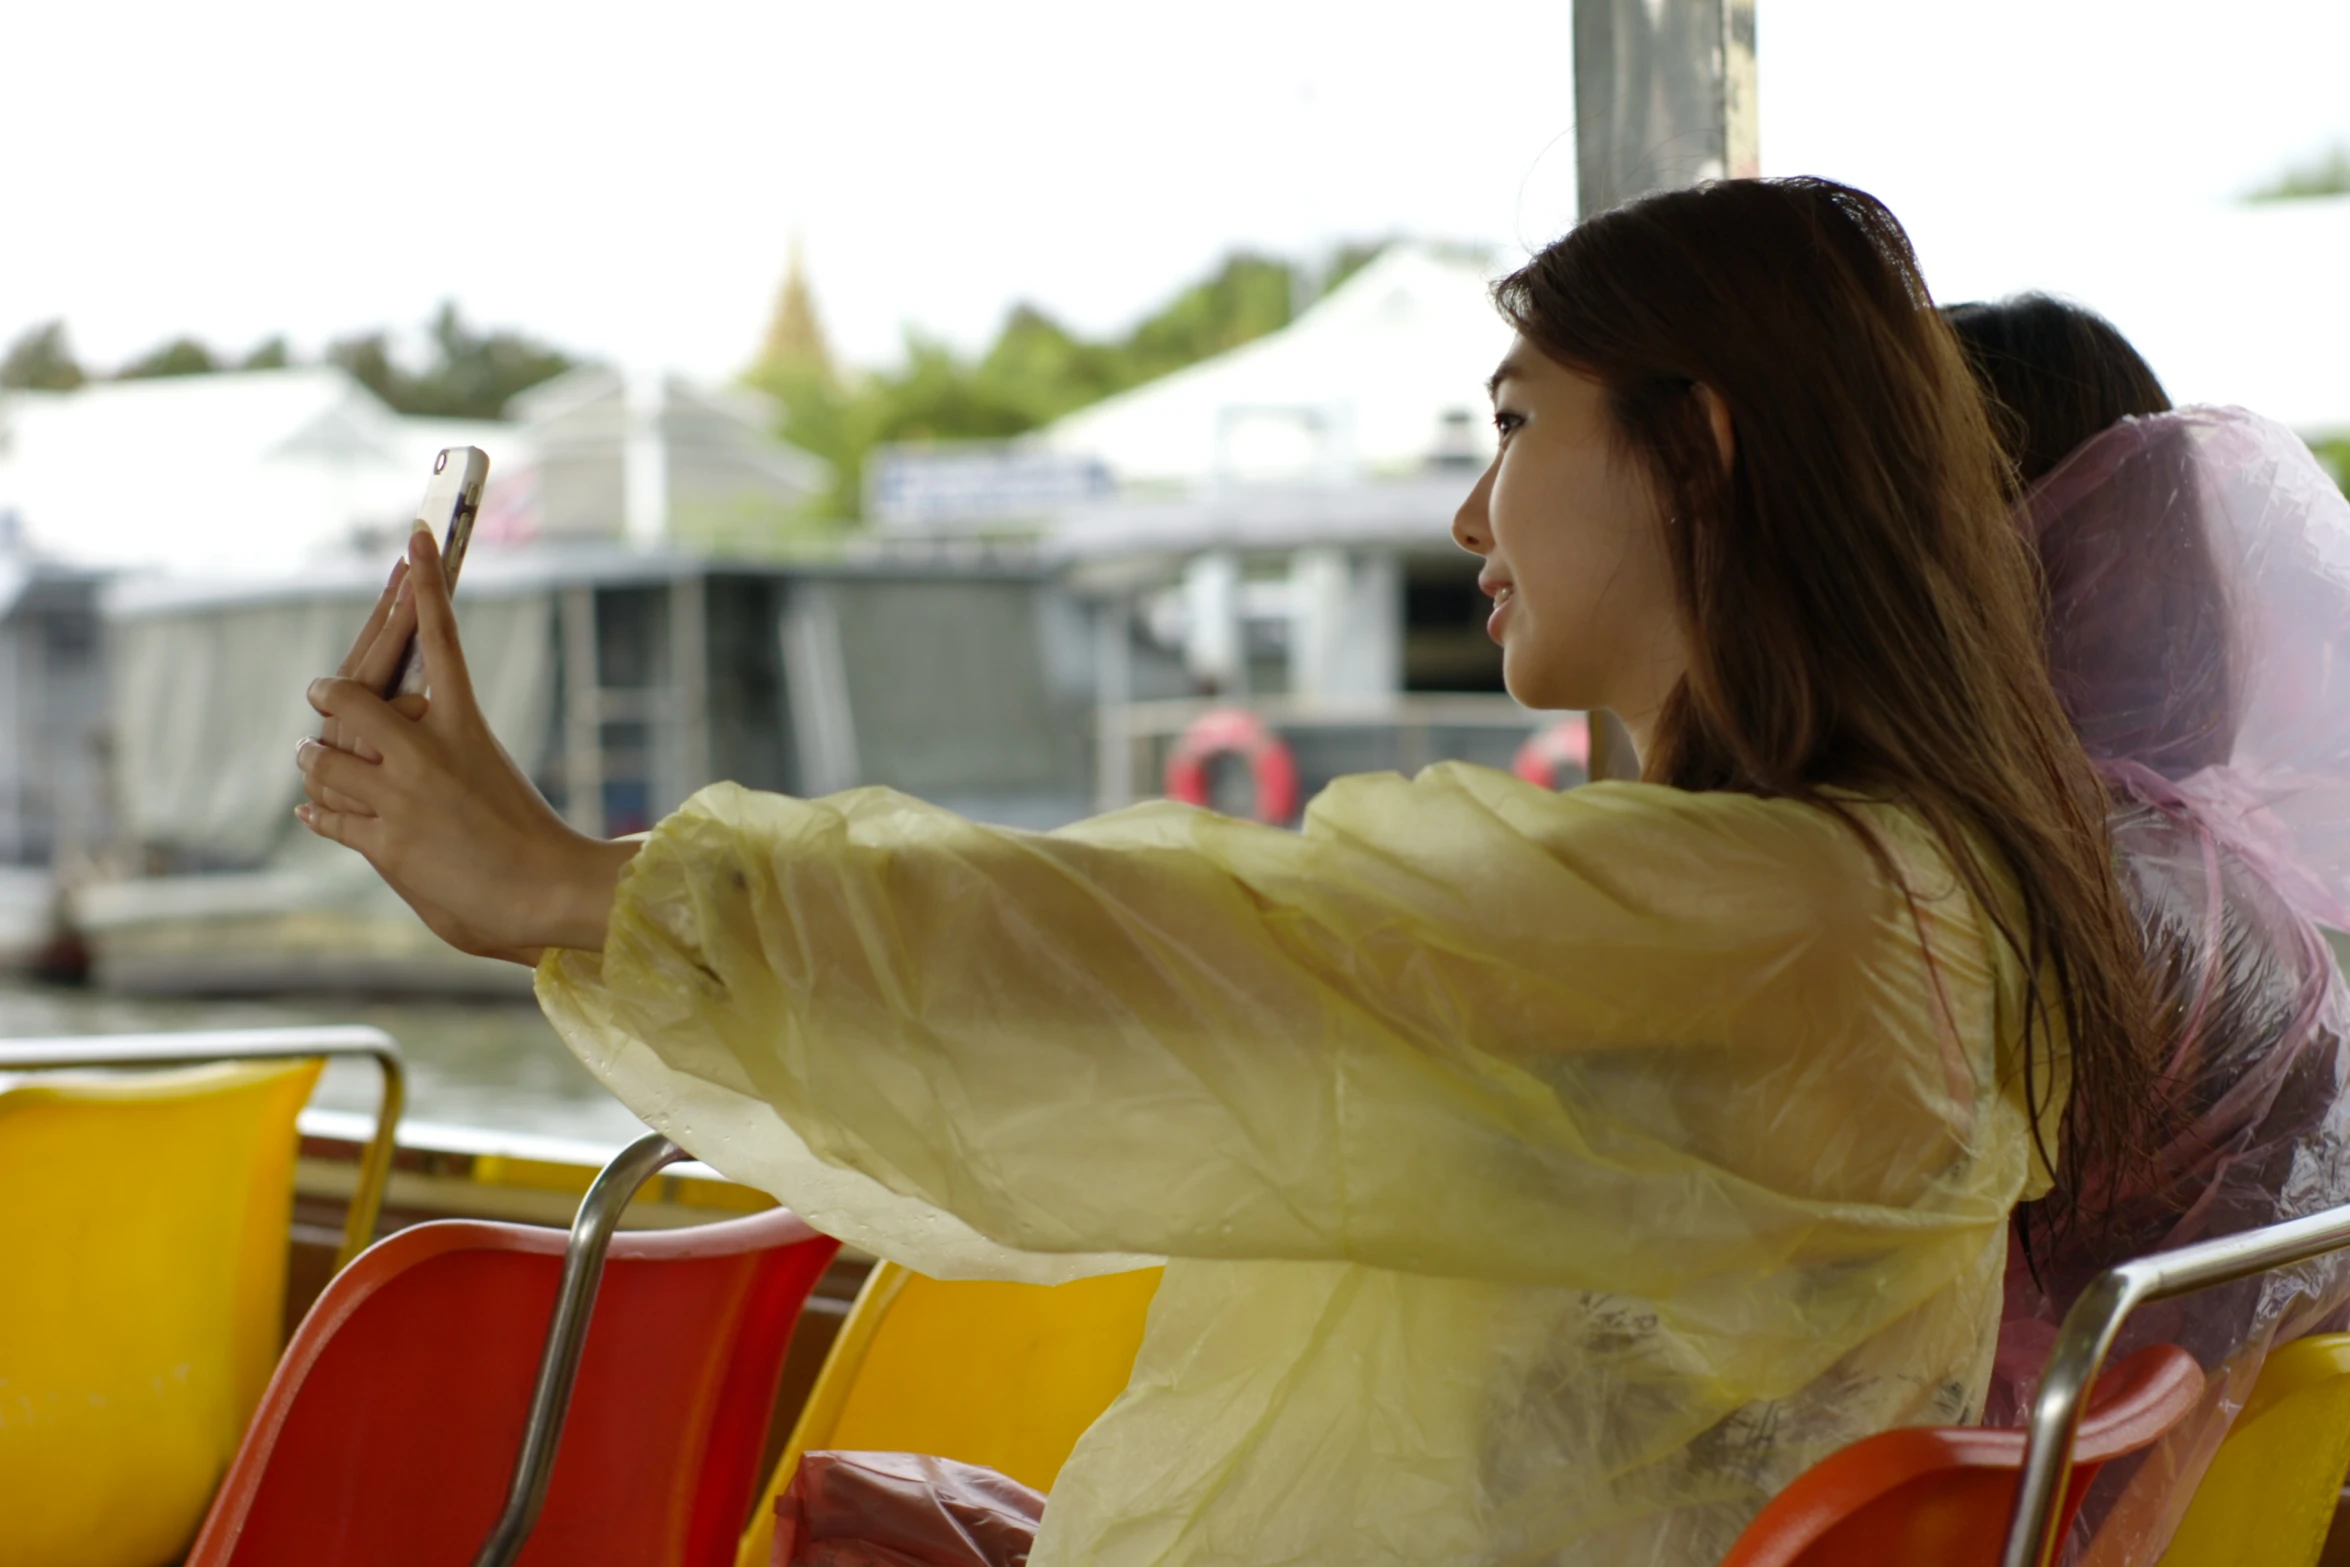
top-left (774, 1451), bottom-right (1045, 1567)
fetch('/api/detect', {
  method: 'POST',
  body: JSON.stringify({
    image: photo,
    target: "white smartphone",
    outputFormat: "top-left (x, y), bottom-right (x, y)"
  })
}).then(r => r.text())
top-left (384, 446), bottom-right (489, 698)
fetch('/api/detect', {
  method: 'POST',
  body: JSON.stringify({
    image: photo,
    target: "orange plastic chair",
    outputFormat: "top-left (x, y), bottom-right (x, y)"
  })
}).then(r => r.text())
top-left (0, 1058), bottom-right (321, 1567)
top-left (1718, 1342), bottom-right (2204, 1567)
top-left (2159, 1334), bottom-right (2350, 1567)
top-left (736, 1262), bottom-right (1162, 1567)
top-left (184, 1200), bottom-right (841, 1567)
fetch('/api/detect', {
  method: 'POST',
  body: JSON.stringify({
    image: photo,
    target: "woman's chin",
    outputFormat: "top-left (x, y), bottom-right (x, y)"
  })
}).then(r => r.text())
top-left (1500, 653), bottom-right (1578, 714)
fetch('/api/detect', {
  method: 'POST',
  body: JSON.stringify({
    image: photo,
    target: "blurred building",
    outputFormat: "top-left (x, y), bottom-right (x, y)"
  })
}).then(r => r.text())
top-left (0, 368), bottom-right (512, 577)
top-left (872, 242), bottom-right (1542, 815)
top-left (0, 554), bottom-right (107, 966)
top-left (494, 368), bottom-right (829, 552)
top-left (1041, 243), bottom-right (1505, 488)
top-left (79, 547), bottom-right (1092, 993)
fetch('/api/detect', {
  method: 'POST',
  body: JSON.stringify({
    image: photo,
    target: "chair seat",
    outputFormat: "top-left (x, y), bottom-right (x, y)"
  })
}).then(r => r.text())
top-left (2160, 1335), bottom-right (2350, 1567)
top-left (0, 1060), bottom-right (320, 1567)
top-left (737, 1263), bottom-right (1161, 1567)
top-left (1720, 1342), bottom-right (2204, 1567)
top-left (187, 1204), bottom-right (839, 1567)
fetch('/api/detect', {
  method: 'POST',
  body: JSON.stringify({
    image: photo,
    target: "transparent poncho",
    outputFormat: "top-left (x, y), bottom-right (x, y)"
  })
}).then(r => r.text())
top-left (1990, 407), bottom-right (2350, 1563)
top-left (540, 759), bottom-right (2051, 1561)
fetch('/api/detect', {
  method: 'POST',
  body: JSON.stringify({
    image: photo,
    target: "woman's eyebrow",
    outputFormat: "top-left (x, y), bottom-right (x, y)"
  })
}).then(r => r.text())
top-left (1486, 357), bottom-right (1525, 401)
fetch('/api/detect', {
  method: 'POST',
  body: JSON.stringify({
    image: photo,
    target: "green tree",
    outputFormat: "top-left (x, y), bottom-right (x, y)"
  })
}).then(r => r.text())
top-left (2247, 143), bottom-right (2350, 202)
top-left (751, 242), bottom-right (1402, 523)
top-left (240, 337), bottom-right (291, 370)
top-left (118, 337), bottom-right (220, 378)
top-left (2313, 437), bottom-right (2350, 499)
top-left (1123, 253), bottom-right (1298, 382)
top-left (327, 332), bottom-right (403, 405)
top-left (331, 302), bottom-right (574, 418)
top-left (1, 321), bottom-right (88, 390)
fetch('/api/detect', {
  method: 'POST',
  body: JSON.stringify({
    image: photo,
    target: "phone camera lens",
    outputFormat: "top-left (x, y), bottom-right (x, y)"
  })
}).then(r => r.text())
top-left (434, 451), bottom-right (448, 473)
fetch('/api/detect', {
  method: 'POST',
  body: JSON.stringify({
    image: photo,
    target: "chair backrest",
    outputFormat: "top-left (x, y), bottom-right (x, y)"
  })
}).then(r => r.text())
top-left (1718, 1342), bottom-right (2205, 1567)
top-left (184, 1204), bottom-right (840, 1567)
top-left (2159, 1334), bottom-right (2350, 1567)
top-left (0, 1058), bottom-right (321, 1567)
top-left (735, 1263), bottom-right (1161, 1567)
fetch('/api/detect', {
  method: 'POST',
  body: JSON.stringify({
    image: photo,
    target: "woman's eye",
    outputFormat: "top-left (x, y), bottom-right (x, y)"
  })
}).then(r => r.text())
top-left (1492, 410), bottom-right (1525, 437)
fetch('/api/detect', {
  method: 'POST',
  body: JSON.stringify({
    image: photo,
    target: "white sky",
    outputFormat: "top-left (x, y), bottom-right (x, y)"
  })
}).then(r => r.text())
top-left (3, 0), bottom-right (2346, 383)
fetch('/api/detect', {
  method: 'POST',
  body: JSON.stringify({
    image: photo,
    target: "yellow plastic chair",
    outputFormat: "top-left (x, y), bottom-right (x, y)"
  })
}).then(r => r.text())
top-left (736, 1262), bottom-right (1162, 1567)
top-left (0, 1059), bottom-right (322, 1567)
top-left (2161, 1334), bottom-right (2350, 1567)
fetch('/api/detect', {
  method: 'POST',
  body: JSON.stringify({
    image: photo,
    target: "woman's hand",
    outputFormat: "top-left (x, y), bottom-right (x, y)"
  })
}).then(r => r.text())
top-left (295, 526), bottom-right (639, 963)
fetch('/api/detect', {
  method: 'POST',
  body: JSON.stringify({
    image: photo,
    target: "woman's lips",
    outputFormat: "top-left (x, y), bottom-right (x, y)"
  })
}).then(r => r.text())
top-left (1486, 584), bottom-right (1515, 644)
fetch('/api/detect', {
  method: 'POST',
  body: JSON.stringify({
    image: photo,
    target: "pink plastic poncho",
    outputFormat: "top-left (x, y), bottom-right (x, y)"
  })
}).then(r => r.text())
top-left (1990, 407), bottom-right (2350, 1562)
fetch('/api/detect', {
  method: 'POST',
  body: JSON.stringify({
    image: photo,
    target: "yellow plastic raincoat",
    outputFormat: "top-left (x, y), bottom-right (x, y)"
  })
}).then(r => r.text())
top-left (538, 762), bottom-right (2053, 1566)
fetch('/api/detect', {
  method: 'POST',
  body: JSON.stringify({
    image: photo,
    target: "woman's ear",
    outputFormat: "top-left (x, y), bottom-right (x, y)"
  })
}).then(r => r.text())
top-left (1695, 384), bottom-right (1735, 472)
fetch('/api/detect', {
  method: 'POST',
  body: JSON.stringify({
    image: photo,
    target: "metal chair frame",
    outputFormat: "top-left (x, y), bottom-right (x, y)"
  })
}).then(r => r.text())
top-left (471, 1129), bottom-right (687, 1567)
top-left (0, 1025), bottom-right (406, 1270)
top-left (2002, 1201), bottom-right (2350, 1567)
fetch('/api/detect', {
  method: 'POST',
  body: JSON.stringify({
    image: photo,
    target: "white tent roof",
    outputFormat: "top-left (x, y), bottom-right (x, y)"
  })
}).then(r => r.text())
top-left (1043, 244), bottom-right (1512, 488)
top-left (1039, 209), bottom-right (2350, 502)
top-left (0, 369), bottom-right (525, 579)
top-left (1919, 195), bottom-right (2350, 439)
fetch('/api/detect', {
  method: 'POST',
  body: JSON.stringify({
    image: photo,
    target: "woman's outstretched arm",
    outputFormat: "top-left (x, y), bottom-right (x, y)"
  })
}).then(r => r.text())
top-left (537, 764), bottom-right (2028, 1297)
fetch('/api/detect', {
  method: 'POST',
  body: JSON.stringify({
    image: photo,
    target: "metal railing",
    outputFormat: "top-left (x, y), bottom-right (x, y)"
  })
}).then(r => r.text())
top-left (2001, 1201), bottom-right (2350, 1567)
top-left (473, 1130), bottom-right (686, 1567)
top-left (0, 1025), bottom-right (407, 1271)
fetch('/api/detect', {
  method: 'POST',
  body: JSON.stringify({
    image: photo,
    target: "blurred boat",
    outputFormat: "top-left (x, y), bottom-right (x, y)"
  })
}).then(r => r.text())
top-left (78, 545), bottom-right (1100, 994)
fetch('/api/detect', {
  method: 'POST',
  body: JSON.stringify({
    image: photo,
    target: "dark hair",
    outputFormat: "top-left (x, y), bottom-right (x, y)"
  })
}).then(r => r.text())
top-left (1943, 294), bottom-right (2171, 494)
top-left (1494, 179), bottom-right (2158, 1232)
top-left (1947, 298), bottom-right (2230, 779)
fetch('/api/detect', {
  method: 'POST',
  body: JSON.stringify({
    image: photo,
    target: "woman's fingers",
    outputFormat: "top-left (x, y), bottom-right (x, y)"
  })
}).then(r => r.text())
top-left (354, 578), bottom-right (421, 697)
top-left (306, 677), bottom-right (417, 768)
top-left (297, 736), bottom-right (389, 814)
top-left (294, 801), bottom-right (385, 858)
top-left (299, 761), bottom-right (378, 818)
top-left (407, 527), bottom-right (480, 715)
top-left (336, 558), bottom-right (408, 678)
top-left (324, 559), bottom-right (409, 752)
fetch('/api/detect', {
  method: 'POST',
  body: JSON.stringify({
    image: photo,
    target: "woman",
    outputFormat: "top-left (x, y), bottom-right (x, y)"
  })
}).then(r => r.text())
top-left (296, 180), bottom-right (2156, 1564)
top-left (1949, 296), bottom-right (2350, 1554)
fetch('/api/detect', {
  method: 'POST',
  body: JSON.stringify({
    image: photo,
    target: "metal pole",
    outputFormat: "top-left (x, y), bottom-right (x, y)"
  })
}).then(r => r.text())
top-left (1573, 0), bottom-right (1759, 220)
top-left (560, 582), bottom-right (604, 837)
top-left (667, 571), bottom-right (710, 816)
top-left (472, 1129), bottom-right (688, 1567)
top-left (622, 370), bottom-right (670, 549)
top-left (1570, 0), bottom-right (1755, 783)
top-left (780, 581), bottom-right (861, 796)
top-left (1094, 596), bottom-right (1135, 813)
top-left (2000, 1201), bottom-right (2350, 1567)
top-left (0, 1026), bottom-right (407, 1270)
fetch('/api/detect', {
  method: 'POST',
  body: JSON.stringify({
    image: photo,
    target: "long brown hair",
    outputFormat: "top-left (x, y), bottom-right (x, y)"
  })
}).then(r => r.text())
top-left (1494, 179), bottom-right (2160, 1230)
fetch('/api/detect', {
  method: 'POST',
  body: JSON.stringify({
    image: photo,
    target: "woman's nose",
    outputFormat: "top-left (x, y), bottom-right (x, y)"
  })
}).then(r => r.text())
top-left (1452, 462), bottom-right (1496, 556)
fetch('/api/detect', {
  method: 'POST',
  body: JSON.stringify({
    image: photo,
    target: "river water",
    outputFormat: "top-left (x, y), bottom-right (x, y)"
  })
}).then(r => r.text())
top-left (0, 979), bottom-right (651, 1146)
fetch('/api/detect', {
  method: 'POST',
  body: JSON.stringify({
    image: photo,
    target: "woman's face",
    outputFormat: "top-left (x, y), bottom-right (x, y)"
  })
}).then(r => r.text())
top-left (1452, 336), bottom-right (1689, 738)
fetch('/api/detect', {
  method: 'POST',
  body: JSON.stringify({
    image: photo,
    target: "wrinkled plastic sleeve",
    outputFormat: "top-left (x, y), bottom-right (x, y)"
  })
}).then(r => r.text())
top-left (540, 767), bottom-right (2038, 1305)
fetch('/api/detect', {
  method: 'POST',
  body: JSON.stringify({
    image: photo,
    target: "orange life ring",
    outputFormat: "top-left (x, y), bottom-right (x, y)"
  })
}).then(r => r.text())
top-left (1511, 718), bottom-right (1591, 790)
top-left (1164, 708), bottom-right (1301, 824)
